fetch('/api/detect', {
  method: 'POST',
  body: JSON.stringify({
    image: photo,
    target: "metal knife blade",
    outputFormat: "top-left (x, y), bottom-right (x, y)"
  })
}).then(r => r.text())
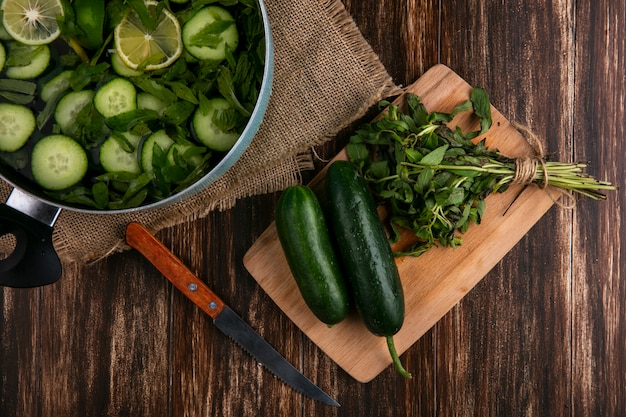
top-left (125, 222), bottom-right (339, 407)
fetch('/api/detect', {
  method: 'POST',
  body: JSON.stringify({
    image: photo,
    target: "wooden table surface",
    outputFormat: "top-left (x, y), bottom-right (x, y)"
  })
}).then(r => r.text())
top-left (1, 0), bottom-right (624, 416)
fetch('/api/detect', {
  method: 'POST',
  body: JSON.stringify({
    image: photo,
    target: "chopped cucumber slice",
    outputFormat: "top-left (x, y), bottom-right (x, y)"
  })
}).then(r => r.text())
top-left (182, 6), bottom-right (239, 61)
top-left (54, 90), bottom-right (95, 134)
top-left (41, 70), bottom-right (73, 103)
top-left (99, 132), bottom-right (142, 174)
top-left (192, 97), bottom-right (240, 151)
top-left (94, 77), bottom-right (137, 118)
top-left (141, 129), bottom-right (174, 179)
top-left (0, 103), bottom-right (36, 152)
top-left (166, 143), bottom-right (205, 168)
top-left (110, 52), bottom-right (142, 77)
top-left (5, 43), bottom-right (51, 80)
top-left (137, 92), bottom-right (167, 115)
top-left (31, 134), bottom-right (88, 190)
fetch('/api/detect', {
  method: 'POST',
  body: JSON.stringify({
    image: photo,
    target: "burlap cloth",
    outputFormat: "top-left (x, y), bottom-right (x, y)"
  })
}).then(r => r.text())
top-left (0, 0), bottom-right (401, 263)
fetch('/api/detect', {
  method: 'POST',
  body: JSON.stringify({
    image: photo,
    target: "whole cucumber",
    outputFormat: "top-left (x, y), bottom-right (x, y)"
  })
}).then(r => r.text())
top-left (326, 160), bottom-right (411, 378)
top-left (275, 185), bottom-right (349, 326)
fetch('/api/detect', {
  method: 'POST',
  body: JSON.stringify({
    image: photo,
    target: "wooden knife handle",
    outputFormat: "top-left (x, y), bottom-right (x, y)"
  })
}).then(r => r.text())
top-left (125, 222), bottom-right (226, 319)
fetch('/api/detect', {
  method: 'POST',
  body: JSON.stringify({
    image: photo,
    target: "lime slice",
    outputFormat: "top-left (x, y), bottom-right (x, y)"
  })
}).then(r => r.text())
top-left (114, 1), bottom-right (183, 71)
top-left (0, 0), bottom-right (64, 45)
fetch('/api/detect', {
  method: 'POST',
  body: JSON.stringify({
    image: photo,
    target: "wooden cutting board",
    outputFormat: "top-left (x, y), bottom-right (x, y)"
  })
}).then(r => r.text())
top-left (243, 64), bottom-right (560, 382)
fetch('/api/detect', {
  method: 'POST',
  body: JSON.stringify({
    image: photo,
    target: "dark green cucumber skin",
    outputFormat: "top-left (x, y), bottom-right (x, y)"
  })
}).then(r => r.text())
top-left (275, 185), bottom-right (350, 325)
top-left (326, 160), bottom-right (404, 337)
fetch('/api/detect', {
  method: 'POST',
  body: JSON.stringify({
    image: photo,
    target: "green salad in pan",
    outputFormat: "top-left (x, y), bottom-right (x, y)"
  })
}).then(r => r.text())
top-left (0, 0), bottom-right (267, 210)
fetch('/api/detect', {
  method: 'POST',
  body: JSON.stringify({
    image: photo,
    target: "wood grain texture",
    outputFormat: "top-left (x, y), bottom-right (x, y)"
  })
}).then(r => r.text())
top-left (1, 0), bottom-right (624, 416)
top-left (571, 1), bottom-right (626, 415)
top-left (0, 288), bottom-right (38, 416)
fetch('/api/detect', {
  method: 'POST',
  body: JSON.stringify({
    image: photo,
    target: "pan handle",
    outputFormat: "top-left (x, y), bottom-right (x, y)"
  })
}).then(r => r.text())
top-left (0, 189), bottom-right (62, 288)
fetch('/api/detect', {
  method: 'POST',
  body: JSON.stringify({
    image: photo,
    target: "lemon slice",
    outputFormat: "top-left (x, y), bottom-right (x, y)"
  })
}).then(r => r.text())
top-left (114, 1), bottom-right (183, 71)
top-left (1, 0), bottom-right (64, 45)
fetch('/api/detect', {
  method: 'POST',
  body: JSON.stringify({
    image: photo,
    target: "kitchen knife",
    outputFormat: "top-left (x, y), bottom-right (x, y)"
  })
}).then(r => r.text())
top-left (125, 222), bottom-right (339, 407)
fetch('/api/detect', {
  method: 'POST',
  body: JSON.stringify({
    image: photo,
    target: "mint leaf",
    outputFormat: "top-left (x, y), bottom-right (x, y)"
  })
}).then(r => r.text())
top-left (470, 87), bottom-right (492, 135)
top-left (188, 20), bottom-right (234, 48)
top-left (217, 66), bottom-right (251, 117)
top-left (419, 144), bottom-right (448, 166)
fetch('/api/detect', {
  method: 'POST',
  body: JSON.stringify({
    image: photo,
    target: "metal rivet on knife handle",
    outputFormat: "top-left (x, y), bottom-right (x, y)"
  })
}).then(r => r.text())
top-left (125, 222), bottom-right (226, 319)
